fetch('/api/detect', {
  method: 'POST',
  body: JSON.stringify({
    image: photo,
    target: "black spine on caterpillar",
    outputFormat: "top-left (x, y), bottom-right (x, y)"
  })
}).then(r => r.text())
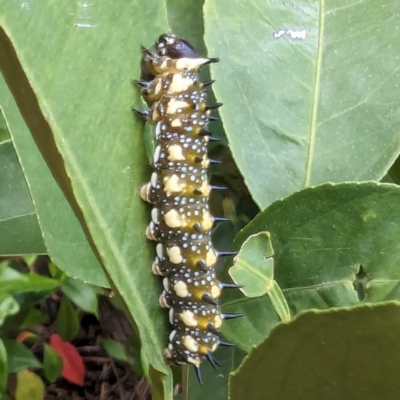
top-left (136, 33), bottom-right (241, 383)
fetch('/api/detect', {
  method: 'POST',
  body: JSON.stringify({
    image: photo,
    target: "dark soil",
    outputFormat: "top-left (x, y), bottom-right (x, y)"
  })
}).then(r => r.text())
top-left (3, 256), bottom-right (152, 400)
top-left (42, 298), bottom-right (152, 400)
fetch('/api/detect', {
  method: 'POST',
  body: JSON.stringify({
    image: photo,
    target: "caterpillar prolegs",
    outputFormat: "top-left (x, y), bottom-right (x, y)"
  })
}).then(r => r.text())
top-left (134, 34), bottom-right (242, 383)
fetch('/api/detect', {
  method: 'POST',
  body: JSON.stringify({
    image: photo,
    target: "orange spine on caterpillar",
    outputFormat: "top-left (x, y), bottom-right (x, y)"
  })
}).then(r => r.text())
top-left (134, 33), bottom-right (243, 383)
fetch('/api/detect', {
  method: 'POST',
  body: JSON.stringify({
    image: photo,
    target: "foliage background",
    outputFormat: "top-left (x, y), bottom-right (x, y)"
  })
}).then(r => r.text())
top-left (1, 0), bottom-right (400, 399)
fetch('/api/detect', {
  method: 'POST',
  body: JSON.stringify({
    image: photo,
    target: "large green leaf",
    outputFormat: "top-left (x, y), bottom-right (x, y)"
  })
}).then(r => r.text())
top-left (205, 0), bottom-right (400, 209)
top-left (0, 138), bottom-right (45, 254)
top-left (0, 76), bottom-right (106, 286)
top-left (0, 1), bottom-right (175, 397)
top-left (234, 182), bottom-right (400, 289)
top-left (166, 0), bottom-right (205, 52)
top-left (222, 182), bottom-right (400, 351)
top-left (230, 302), bottom-right (400, 400)
top-left (3, 1), bottom-right (397, 397)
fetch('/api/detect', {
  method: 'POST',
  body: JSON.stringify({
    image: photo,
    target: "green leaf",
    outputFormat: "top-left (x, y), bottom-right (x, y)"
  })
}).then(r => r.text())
top-left (101, 339), bottom-right (128, 363)
top-left (61, 278), bottom-right (99, 317)
top-left (185, 346), bottom-right (246, 400)
top-left (3, 339), bottom-right (41, 373)
top-left (223, 182), bottom-right (400, 351)
top-left (230, 302), bottom-right (400, 400)
top-left (0, 75), bottom-right (108, 288)
top-left (229, 232), bottom-right (275, 297)
top-left (229, 232), bottom-right (290, 323)
top-left (43, 344), bottom-right (63, 383)
top-left (0, 291), bottom-right (19, 325)
top-left (205, 0), bottom-right (400, 209)
top-left (0, 262), bottom-right (59, 294)
top-left (166, 0), bottom-right (205, 54)
top-left (0, 139), bottom-right (45, 255)
top-left (221, 295), bottom-right (280, 353)
top-left (0, 338), bottom-right (8, 393)
top-left (233, 182), bottom-right (400, 290)
top-left (0, 3), bottom-right (175, 396)
top-left (56, 296), bottom-right (80, 342)
top-left (15, 370), bottom-right (44, 400)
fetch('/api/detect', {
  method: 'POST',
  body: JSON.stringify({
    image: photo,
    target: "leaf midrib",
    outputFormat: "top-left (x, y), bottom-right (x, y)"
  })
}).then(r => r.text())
top-left (305, 0), bottom-right (325, 187)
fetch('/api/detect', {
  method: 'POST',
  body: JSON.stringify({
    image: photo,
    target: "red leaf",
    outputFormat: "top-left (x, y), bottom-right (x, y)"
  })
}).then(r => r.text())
top-left (49, 334), bottom-right (85, 386)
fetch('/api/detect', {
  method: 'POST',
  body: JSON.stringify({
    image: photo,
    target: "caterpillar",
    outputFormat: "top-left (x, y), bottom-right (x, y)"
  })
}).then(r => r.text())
top-left (134, 33), bottom-right (242, 383)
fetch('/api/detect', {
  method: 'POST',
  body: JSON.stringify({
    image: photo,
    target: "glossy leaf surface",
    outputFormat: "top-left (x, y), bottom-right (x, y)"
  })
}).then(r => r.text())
top-left (231, 303), bottom-right (400, 400)
top-left (205, 0), bottom-right (400, 208)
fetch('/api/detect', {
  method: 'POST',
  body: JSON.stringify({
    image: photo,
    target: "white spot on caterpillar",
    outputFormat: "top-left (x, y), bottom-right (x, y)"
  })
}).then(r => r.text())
top-left (151, 259), bottom-right (162, 275)
top-left (151, 172), bottom-right (158, 187)
top-left (166, 99), bottom-right (188, 114)
top-left (180, 310), bottom-right (198, 327)
top-left (163, 277), bottom-right (169, 291)
top-left (152, 107), bottom-right (160, 121)
top-left (165, 35), bottom-right (175, 45)
top-left (214, 315), bottom-right (223, 329)
top-left (171, 118), bottom-right (182, 127)
top-left (176, 58), bottom-right (212, 71)
top-left (169, 308), bottom-right (174, 324)
top-left (201, 209), bottom-right (213, 230)
top-left (167, 246), bottom-right (183, 264)
top-left (145, 223), bottom-right (156, 240)
top-left (164, 174), bottom-right (185, 194)
top-left (156, 243), bottom-right (163, 258)
top-left (210, 284), bottom-right (221, 299)
top-left (140, 184), bottom-right (150, 203)
top-left (174, 280), bottom-right (189, 297)
top-left (159, 291), bottom-right (170, 308)
top-left (170, 74), bottom-right (192, 93)
top-left (151, 208), bottom-right (160, 223)
top-left (154, 79), bottom-right (162, 96)
top-left (164, 209), bottom-right (186, 228)
top-left (169, 329), bottom-right (177, 342)
top-left (167, 144), bottom-right (185, 161)
top-left (201, 154), bottom-right (210, 168)
top-left (201, 180), bottom-right (210, 196)
top-left (183, 335), bottom-right (199, 352)
top-left (153, 145), bottom-right (161, 164)
top-left (205, 248), bottom-right (217, 267)
top-left (155, 121), bottom-right (161, 139)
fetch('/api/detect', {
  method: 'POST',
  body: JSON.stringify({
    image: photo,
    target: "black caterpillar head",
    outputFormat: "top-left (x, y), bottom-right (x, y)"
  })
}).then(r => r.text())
top-left (141, 34), bottom-right (198, 81)
top-left (155, 33), bottom-right (198, 59)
